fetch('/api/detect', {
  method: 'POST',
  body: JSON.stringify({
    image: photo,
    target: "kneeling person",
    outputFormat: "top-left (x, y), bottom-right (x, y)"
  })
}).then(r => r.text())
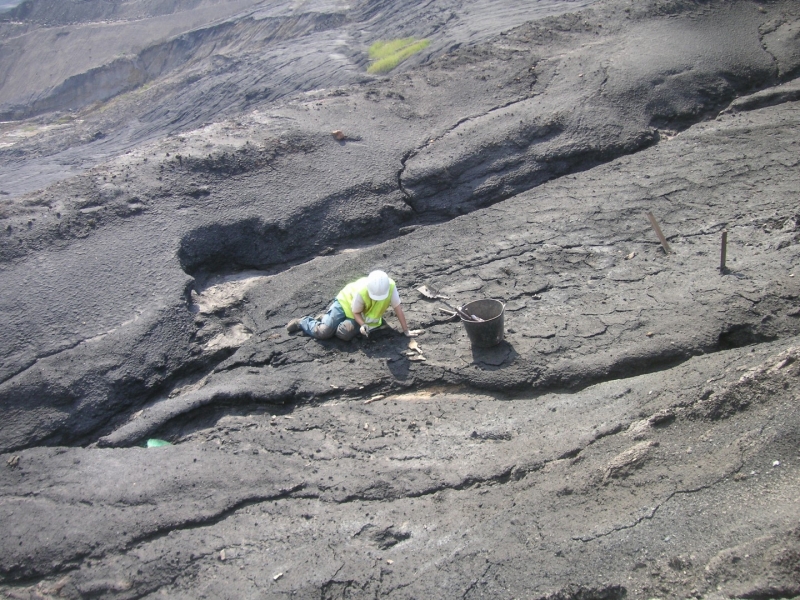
top-left (287, 270), bottom-right (417, 340)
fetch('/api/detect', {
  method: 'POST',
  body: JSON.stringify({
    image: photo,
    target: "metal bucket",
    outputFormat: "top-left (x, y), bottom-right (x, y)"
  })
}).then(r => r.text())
top-left (461, 299), bottom-right (505, 348)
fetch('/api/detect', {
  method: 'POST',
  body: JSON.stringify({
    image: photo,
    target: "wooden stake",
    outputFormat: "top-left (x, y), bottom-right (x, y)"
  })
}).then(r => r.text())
top-left (720, 230), bottom-right (728, 274)
top-left (647, 212), bottom-right (672, 254)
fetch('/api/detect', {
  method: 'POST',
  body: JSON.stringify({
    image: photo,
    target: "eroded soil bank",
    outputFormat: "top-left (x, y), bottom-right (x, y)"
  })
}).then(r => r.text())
top-left (1, 0), bottom-right (800, 597)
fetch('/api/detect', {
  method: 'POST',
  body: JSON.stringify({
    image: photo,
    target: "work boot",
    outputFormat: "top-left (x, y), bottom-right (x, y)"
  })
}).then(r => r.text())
top-left (286, 318), bottom-right (302, 334)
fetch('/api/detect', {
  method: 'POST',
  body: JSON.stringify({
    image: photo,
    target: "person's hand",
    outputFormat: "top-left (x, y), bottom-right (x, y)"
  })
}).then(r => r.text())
top-left (360, 324), bottom-right (370, 337)
top-left (404, 329), bottom-right (420, 337)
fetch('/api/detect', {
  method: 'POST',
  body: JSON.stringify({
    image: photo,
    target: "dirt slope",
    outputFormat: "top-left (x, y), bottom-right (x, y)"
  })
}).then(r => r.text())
top-left (1, 0), bottom-right (800, 598)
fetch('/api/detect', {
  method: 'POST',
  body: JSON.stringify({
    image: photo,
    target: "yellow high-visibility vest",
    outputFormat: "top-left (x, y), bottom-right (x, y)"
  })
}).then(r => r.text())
top-left (336, 277), bottom-right (396, 326)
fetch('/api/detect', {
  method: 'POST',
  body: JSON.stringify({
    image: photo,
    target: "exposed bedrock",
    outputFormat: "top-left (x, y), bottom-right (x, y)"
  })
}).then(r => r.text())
top-left (400, 3), bottom-right (782, 215)
top-left (2, 337), bottom-right (799, 596)
top-left (93, 96), bottom-right (800, 450)
top-left (1, 0), bottom-right (800, 597)
top-left (1, 0), bottom-right (800, 455)
top-left (1, 0), bottom-right (796, 203)
top-left (0, 0), bottom-right (593, 133)
top-left (0, 3), bottom-right (349, 120)
top-left (3, 0), bottom-right (255, 24)
top-left (0, 304), bottom-right (201, 452)
top-left (176, 185), bottom-right (413, 276)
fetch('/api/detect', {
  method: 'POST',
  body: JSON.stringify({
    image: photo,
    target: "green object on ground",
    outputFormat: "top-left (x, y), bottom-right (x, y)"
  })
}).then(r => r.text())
top-left (147, 438), bottom-right (172, 447)
top-left (367, 38), bottom-right (430, 74)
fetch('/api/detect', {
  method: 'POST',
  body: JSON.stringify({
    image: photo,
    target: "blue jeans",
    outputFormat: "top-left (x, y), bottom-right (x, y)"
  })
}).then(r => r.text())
top-left (299, 300), bottom-right (358, 340)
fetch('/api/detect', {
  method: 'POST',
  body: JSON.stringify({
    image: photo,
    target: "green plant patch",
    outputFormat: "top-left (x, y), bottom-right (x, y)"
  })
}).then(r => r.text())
top-left (367, 38), bottom-right (430, 74)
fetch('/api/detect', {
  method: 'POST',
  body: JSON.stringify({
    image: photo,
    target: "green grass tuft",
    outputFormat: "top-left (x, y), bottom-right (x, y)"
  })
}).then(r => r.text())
top-left (367, 38), bottom-right (430, 74)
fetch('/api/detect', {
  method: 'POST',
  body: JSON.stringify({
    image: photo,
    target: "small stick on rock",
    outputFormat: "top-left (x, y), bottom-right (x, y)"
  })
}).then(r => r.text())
top-left (647, 212), bottom-right (672, 254)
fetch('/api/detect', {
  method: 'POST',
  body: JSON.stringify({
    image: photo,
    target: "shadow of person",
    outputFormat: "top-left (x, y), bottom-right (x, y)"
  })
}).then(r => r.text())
top-left (358, 326), bottom-right (415, 381)
top-left (313, 325), bottom-right (411, 377)
top-left (385, 353), bottom-right (412, 382)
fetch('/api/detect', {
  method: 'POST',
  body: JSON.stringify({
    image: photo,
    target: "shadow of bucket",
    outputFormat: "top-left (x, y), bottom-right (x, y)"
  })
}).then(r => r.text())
top-left (461, 299), bottom-right (505, 348)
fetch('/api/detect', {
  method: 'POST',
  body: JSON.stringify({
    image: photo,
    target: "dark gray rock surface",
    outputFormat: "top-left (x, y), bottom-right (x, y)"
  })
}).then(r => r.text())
top-left (1, 0), bottom-right (800, 597)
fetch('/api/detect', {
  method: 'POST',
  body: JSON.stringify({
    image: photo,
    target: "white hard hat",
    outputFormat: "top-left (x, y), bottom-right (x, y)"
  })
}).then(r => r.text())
top-left (366, 270), bottom-right (390, 301)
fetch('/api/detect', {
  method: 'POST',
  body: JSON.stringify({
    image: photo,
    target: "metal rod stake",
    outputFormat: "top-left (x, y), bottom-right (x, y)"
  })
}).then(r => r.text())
top-left (720, 230), bottom-right (728, 274)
